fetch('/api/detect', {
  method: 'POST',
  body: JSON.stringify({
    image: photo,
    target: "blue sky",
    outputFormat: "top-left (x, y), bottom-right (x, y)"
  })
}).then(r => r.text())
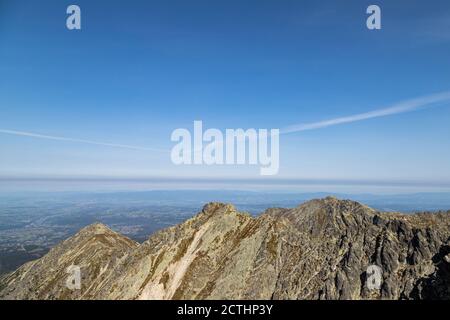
top-left (1, 0), bottom-right (450, 191)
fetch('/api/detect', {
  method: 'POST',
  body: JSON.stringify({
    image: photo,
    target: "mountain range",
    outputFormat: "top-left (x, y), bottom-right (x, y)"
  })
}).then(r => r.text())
top-left (1, 197), bottom-right (449, 300)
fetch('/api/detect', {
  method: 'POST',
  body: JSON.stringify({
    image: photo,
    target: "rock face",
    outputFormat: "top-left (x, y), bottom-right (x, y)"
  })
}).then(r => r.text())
top-left (1, 198), bottom-right (449, 300)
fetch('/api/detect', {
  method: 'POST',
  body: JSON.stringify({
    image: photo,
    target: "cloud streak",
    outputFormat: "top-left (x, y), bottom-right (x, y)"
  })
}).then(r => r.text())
top-left (281, 91), bottom-right (450, 134)
top-left (0, 129), bottom-right (166, 152)
top-left (1, 91), bottom-right (450, 152)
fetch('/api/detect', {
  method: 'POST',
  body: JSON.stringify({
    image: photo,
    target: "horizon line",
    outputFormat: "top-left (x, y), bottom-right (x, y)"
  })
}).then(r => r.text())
top-left (1, 175), bottom-right (450, 187)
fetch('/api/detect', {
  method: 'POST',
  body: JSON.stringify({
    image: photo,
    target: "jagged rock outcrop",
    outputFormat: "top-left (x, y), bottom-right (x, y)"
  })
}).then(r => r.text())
top-left (1, 198), bottom-right (449, 300)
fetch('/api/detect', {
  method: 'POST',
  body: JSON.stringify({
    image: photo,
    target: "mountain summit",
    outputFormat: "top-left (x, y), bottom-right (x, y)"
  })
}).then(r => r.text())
top-left (1, 198), bottom-right (449, 300)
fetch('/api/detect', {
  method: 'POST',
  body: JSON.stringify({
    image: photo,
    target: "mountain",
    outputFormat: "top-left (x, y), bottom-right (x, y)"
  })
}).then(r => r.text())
top-left (0, 223), bottom-right (137, 299)
top-left (1, 197), bottom-right (449, 300)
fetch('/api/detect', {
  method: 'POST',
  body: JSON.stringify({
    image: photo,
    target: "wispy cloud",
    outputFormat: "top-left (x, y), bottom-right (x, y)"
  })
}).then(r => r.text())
top-left (2, 92), bottom-right (450, 152)
top-left (281, 91), bottom-right (450, 134)
top-left (0, 129), bottom-right (166, 152)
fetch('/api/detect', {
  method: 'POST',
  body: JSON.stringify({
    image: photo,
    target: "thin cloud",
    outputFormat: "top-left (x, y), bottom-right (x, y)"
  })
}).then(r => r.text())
top-left (281, 91), bottom-right (450, 134)
top-left (2, 91), bottom-right (450, 152)
top-left (0, 129), bottom-right (166, 152)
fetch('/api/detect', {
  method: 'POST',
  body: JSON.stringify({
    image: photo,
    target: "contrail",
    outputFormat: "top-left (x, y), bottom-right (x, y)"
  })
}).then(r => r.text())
top-left (1, 92), bottom-right (450, 152)
top-left (0, 129), bottom-right (167, 152)
top-left (281, 91), bottom-right (450, 134)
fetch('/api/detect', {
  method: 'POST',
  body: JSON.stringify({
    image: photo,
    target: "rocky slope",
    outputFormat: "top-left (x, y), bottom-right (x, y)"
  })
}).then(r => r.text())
top-left (1, 197), bottom-right (449, 300)
top-left (0, 223), bottom-right (138, 299)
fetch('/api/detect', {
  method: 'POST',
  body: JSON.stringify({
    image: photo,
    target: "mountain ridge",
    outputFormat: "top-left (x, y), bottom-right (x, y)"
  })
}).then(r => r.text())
top-left (1, 197), bottom-right (449, 300)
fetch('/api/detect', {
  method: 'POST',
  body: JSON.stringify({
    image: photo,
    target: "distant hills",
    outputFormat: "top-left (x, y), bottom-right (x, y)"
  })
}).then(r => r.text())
top-left (1, 197), bottom-right (449, 300)
top-left (3, 190), bottom-right (450, 212)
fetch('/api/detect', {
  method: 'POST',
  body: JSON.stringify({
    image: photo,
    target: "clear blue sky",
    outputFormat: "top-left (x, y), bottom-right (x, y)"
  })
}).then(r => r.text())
top-left (1, 0), bottom-right (450, 191)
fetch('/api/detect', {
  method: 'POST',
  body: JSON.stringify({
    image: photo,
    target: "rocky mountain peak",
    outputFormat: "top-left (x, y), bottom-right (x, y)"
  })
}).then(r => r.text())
top-left (0, 221), bottom-right (138, 300)
top-left (1, 198), bottom-right (449, 300)
top-left (78, 222), bottom-right (113, 235)
top-left (201, 202), bottom-right (237, 215)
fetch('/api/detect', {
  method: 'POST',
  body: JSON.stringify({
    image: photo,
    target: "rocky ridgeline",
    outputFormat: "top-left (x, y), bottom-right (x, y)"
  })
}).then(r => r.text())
top-left (1, 197), bottom-right (449, 300)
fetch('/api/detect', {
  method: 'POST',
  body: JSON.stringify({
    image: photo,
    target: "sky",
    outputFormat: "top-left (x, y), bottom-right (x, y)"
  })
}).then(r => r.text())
top-left (1, 0), bottom-right (450, 192)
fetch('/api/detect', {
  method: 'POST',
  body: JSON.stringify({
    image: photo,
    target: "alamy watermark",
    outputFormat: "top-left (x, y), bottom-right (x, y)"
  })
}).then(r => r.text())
top-left (66, 5), bottom-right (81, 30)
top-left (66, 265), bottom-right (81, 290)
top-left (65, 4), bottom-right (380, 32)
top-left (366, 5), bottom-right (382, 30)
top-left (366, 265), bottom-right (383, 290)
top-left (171, 121), bottom-right (279, 175)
